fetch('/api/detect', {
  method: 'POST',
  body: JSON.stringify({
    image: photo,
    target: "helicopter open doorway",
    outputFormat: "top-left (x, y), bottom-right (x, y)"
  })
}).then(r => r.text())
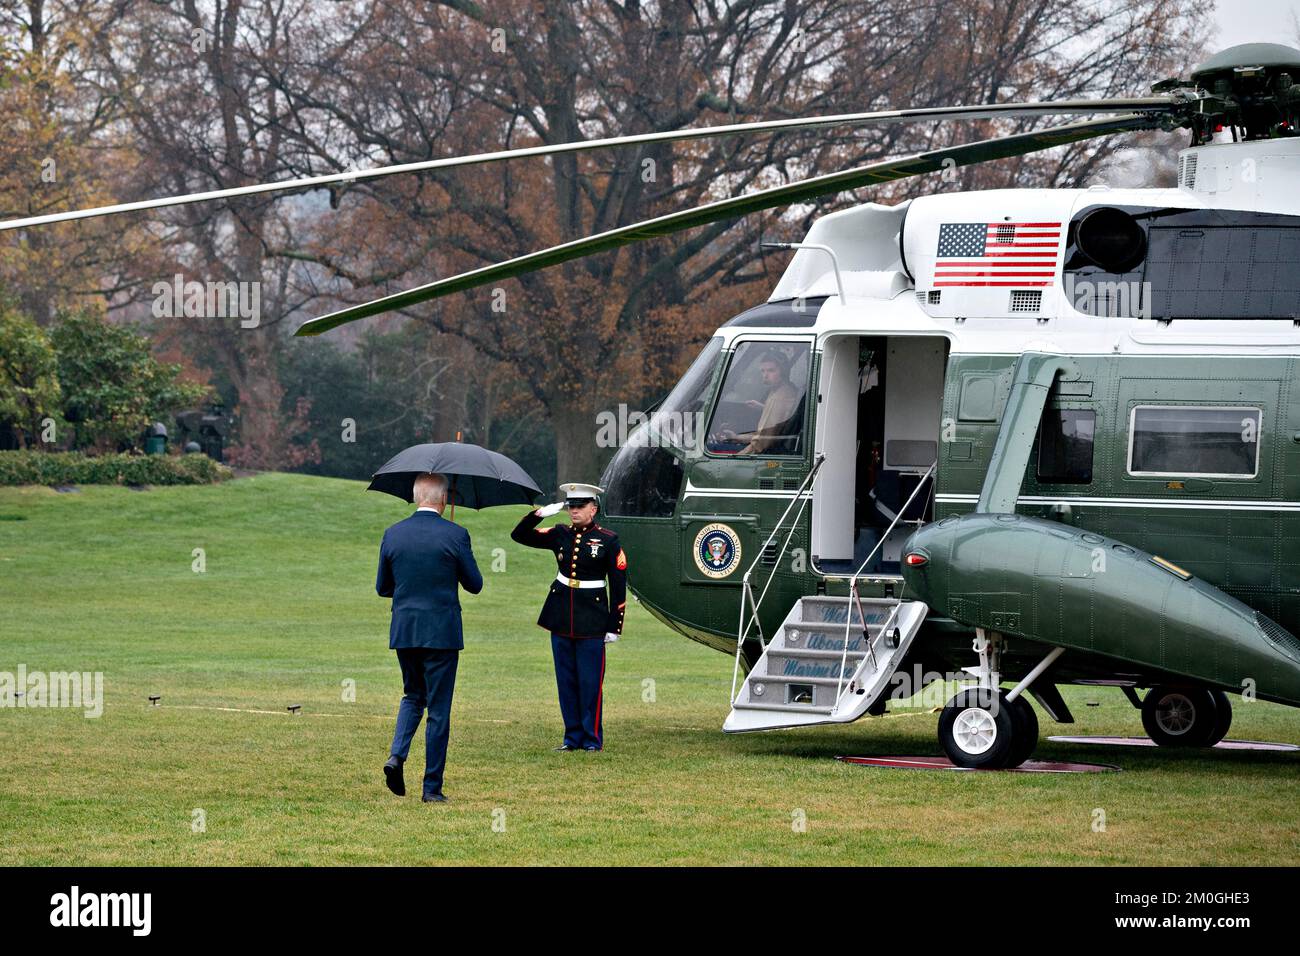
top-left (811, 334), bottom-right (948, 577)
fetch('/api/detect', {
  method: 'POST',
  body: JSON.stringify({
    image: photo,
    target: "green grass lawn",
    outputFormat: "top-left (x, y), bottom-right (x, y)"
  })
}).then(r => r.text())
top-left (1, 472), bottom-right (1298, 865)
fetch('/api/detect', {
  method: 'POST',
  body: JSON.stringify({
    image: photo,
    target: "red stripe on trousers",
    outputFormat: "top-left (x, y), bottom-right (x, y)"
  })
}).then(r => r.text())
top-left (592, 644), bottom-right (606, 746)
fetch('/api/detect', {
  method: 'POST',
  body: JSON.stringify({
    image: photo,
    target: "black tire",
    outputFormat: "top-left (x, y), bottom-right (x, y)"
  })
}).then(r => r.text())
top-left (1003, 692), bottom-right (1039, 768)
top-left (1206, 689), bottom-right (1233, 747)
top-left (1141, 685), bottom-right (1219, 747)
top-left (938, 688), bottom-right (1015, 769)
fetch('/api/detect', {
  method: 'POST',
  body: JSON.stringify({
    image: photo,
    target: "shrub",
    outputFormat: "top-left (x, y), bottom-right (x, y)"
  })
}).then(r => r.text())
top-left (0, 450), bottom-right (233, 486)
top-left (0, 305), bottom-right (62, 448)
top-left (50, 310), bottom-right (210, 452)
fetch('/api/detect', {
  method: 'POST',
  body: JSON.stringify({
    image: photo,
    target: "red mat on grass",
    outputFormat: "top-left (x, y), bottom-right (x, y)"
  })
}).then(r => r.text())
top-left (835, 755), bottom-right (1119, 773)
top-left (1046, 735), bottom-right (1298, 751)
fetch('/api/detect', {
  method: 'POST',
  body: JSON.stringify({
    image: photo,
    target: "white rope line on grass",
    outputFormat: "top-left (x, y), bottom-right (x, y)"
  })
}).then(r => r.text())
top-left (158, 704), bottom-right (512, 723)
top-left (162, 704), bottom-right (366, 718)
top-left (158, 704), bottom-right (927, 724)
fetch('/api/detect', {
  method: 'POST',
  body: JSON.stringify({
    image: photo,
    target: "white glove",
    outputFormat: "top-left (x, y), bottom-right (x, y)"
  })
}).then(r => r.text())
top-left (604, 632), bottom-right (619, 644)
top-left (536, 502), bottom-right (564, 517)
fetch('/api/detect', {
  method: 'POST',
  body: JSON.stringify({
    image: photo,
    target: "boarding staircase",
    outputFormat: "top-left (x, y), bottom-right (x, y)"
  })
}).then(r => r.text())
top-left (723, 594), bottom-right (928, 731)
top-left (724, 457), bottom-right (933, 733)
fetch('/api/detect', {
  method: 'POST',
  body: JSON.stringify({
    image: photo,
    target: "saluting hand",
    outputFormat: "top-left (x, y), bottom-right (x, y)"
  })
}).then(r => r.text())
top-left (535, 502), bottom-right (564, 518)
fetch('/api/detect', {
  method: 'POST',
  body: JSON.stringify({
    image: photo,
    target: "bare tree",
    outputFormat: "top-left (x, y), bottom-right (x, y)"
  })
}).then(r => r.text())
top-left (95, 0), bottom-right (324, 468)
top-left (0, 0), bottom-right (139, 323)
top-left (258, 0), bottom-right (1207, 479)
top-left (31, 0), bottom-right (1209, 475)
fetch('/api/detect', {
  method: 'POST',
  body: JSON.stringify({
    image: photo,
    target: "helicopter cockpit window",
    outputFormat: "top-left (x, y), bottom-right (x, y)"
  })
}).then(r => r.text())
top-left (603, 444), bottom-right (684, 518)
top-left (601, 337), bottom-right (723, 518)
top-left (645, 336), bottom-right (723, 453)
top-left (705, 342), bottom-right (811, 456)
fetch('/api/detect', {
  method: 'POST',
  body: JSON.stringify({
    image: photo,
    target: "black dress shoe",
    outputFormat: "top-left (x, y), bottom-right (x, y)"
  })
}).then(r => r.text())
top-left (383, 756), bottom-right (405, 797)
top-left (422, 793), bottom-right (448, 803)
top-left (553, 744), bottom-right (577, 752)
top-left (583, 746), bottom-right (602, 752)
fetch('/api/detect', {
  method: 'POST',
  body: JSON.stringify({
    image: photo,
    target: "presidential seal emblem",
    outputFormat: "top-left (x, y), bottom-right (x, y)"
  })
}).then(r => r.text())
top-left (693, 523), bottom-right (742, 579)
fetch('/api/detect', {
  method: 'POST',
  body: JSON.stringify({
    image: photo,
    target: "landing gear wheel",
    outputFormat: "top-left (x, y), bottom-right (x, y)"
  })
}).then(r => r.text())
top-left (1141, 685), bottom-right (1219, 747)
top-left (1003, 692), bottom-right (1039, 768)
top-left (1206, 689), bottom-right (1233, 747)
top-left (938, 689), bottom-right (1014, 769)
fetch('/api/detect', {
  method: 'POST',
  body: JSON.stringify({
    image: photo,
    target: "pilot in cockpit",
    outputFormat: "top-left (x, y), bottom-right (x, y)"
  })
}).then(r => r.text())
top-left (733, 350), bottom-right (800, 455)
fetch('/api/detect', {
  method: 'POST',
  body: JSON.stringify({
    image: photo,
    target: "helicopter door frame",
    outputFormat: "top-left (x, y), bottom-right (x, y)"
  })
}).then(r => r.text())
top-left (810, 333), bottom-right (858, 565)
top-left (810, 331), bottom-right (950, 580)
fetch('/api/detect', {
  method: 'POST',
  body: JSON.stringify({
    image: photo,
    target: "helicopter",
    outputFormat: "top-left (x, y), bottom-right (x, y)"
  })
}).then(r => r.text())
top-left (8, 41), bottom-right (1300, 769)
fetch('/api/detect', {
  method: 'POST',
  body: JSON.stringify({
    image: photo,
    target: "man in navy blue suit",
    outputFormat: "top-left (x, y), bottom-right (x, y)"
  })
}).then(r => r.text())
top-left (377, 472), bottom-right (483, 803)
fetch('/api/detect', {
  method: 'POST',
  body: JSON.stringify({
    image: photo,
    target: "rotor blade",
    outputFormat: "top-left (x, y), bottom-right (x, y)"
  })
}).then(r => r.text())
top-left (0, 97), bottom-right (1182, 233)
top-left (295, 112), bottom-right (1157, 337)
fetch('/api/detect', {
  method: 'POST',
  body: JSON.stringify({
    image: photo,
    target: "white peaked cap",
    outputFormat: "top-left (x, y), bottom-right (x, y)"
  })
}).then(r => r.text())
top-left (561, 482), bottom-right (605, 502)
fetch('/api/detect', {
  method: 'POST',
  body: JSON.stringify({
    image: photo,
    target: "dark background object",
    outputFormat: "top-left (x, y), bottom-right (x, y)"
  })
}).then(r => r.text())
top-left (175, 403), bottom-right (230, 462)
top-left (144, 422), bottom-right (168, 455)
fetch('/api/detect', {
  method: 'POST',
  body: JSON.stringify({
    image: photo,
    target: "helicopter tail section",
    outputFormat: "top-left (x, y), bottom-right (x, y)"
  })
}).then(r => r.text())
top-left (723, 595), bottom-right (928, 732)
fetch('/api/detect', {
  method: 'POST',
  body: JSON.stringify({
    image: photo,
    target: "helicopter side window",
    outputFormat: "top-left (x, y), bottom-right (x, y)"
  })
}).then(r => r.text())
top-left (1128, 406), bottom-right (1262, 479)
top-left (705, 342), bottom-right (811, 456)
top-left (1037, 408), bottom-right (1095, 484)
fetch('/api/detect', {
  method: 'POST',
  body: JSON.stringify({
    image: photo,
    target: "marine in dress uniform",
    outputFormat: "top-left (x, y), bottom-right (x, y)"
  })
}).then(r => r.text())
top-left (511, 482), bottom-right (627, 751)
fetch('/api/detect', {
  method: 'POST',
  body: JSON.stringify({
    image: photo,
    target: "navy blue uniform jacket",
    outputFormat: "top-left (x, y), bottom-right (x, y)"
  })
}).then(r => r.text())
top-left (376, 510), bottom-right (483, 650)
top-left (511, 511), bottom-right (627, 638)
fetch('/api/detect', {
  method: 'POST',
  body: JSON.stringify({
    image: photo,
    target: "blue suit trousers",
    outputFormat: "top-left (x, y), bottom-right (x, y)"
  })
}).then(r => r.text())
top-left (390, 647), bottom-right (459, 796)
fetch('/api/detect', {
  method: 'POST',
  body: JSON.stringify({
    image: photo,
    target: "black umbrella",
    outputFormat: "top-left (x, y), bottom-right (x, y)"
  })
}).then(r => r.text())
top-left (368, 442), bottom-right (542, 511)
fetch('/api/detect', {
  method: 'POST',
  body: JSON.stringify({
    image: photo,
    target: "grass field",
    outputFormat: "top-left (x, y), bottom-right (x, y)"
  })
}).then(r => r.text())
top-left (1, 472), bottom-right (1298, 865)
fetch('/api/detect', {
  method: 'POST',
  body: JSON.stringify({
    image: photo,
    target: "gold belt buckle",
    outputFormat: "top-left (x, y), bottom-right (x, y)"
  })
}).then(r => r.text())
top-left (567, 576), bottom-right (580, 588)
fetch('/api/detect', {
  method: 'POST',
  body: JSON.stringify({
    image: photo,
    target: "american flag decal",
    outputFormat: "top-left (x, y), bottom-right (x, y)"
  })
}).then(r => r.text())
top-left (933, 221), bottom-right (1062, 287)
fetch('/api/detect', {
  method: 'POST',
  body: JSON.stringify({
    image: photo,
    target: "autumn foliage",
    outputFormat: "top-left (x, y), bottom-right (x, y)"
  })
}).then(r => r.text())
top-left (1, 0), bottom-right (1211, 477)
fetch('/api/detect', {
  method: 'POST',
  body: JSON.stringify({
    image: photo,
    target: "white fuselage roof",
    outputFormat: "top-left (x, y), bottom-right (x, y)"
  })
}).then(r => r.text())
top-left (740, 138), bottom-right (1300, 358)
